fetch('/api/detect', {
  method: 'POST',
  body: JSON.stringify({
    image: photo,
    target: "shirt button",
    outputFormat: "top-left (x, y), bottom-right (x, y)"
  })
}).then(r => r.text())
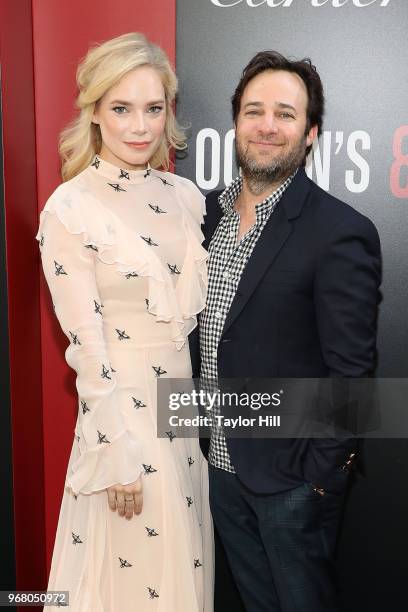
top-left (223, 271), bottom-right (230, 280)
top-left (212, 350), bottom-right (217, 358)
top-left (214, 311), bottom-right (222, 319)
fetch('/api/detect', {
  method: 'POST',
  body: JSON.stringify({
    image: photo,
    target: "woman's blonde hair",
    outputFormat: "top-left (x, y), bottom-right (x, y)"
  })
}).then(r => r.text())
top-left (60, 32), bottom-right (186, 181)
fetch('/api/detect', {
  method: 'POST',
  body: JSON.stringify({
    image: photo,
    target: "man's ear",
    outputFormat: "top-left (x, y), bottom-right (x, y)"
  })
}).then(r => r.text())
top-left (306, 124), bottom-right (318, 148)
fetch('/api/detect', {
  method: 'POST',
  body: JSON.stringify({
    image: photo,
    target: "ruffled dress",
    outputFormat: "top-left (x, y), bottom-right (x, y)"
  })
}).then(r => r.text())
top-left (36, 156), bottom-right (214, 611)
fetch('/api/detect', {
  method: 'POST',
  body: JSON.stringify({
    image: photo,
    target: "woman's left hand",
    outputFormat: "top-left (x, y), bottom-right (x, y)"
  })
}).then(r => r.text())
top-left (106, 476), bottom-right (143, 520)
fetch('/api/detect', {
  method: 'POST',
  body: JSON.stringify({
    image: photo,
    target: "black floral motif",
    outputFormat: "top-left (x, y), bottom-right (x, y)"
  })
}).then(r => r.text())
top-left (85, 244), bottom-right (99, 252)
top-left (152, 365), bottom-right (167, 377)
top-left (110, 364), bottom-right (117, 373)
top-left (133, 397), bottom-right (146, 409)
top-left (194, 559), bottom-right (203, 568)
top-left (72, 532), bottom-right (83, 545)
top-left (91, 157), bottom-right (100, 169)
top-left (39, 234), bottom-right (44, 247)
top-left (145, 298), bottom-right (149, 310)
top-left (145, 527), bottom-right (159, 537)
top-left (69, 331), bottom-right (81, 345)
top-left (186, 497), bottom-right (193, 507)
top-left (142, 464), bottom-right (157, 475)
top-left (166, 430), bottom-right (176, 442)
top-left (188, 457), bottom-right (194, 467)
top-left (119, 169), bottom-right (130, 180)
top-left (147, 588), bottom-right (159, 599)
top-left (168, 264), bottom-right (181, 275)
top-left (141, 236), bottom-right (159, 247)
top-left (116, 329), bottom-right (130, 341)
top-left (144, 168), bottom-right (151, 179)
top-left (94, 300), bottom-right (104, 316)
top-left (81, 400), bottom-right (90, 414)
top-left (97, 430), bottom-right (110, 444)
top-left (108, 182), bottom-right (126, 192)
top-left (119, 557), bottom-right (133, 568)
top-left (54, 261), bottom-right (67, 276)
top-left (125, 272), bottom-right (138, 279)
top-left (101, 364), bottom-right (111, 380)
top-left (148, 203), bottom-right (167, 214)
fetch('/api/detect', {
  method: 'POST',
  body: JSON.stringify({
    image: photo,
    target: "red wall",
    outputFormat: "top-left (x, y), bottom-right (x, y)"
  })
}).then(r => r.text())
top-left (1, 0), bottom-right (176, 594)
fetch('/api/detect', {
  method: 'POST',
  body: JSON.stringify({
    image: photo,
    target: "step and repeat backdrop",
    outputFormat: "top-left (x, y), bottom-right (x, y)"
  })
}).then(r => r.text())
top-left (176, 1), bottom-right (408, 610)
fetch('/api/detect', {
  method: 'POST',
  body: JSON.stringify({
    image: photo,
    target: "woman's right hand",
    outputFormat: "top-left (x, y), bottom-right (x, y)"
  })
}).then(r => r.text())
top-left (106, 476), bottom-right (143, 520)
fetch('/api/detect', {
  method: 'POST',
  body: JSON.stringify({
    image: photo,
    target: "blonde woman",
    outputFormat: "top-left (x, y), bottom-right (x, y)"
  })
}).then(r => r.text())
top-left (37, 33), bottom-right (213, 611)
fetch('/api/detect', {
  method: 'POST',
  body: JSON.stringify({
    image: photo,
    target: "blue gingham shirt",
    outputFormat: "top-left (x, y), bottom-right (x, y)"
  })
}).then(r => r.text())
top-left (199, 172), bottom-right (295, 472)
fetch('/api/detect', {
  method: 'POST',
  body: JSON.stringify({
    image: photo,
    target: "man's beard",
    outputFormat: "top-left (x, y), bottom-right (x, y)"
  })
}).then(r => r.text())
top-left (235, 135), bottom-right (307, 196)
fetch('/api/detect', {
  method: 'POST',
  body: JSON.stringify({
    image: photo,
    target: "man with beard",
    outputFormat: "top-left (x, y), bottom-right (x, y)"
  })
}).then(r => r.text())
top-left (194, 51), bottom-right (381, 611)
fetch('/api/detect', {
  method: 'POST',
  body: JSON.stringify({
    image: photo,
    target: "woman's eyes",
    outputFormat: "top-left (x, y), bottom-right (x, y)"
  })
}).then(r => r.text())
top-left (111, 105), bottom-right (163, 114)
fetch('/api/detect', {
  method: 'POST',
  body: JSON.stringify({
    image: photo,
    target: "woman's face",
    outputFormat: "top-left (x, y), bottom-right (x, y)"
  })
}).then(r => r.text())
top-left (93, 66), bottom-right (167, 170)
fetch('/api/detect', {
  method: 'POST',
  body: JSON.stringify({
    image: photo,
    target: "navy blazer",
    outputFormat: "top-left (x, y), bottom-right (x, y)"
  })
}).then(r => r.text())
top-left (190, 168), bottom-right (381, 494)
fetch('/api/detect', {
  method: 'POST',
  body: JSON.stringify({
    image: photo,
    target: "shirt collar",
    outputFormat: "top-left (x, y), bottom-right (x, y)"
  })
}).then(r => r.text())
top-left (218, 169), bottom-right (298, 216)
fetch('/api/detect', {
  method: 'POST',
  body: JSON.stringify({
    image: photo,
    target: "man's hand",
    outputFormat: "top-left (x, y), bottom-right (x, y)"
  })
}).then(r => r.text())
top-left (106, 476), bottom-right (143, 520)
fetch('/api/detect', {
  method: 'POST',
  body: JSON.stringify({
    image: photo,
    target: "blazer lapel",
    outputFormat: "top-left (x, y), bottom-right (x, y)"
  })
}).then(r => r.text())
top-left (221, 168), bottom-right (311, 337)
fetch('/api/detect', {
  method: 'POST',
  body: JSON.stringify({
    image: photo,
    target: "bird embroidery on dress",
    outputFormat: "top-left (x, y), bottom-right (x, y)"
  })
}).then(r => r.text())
top-left (147, 588), bottom-right (159, 600)
top-left (142, 464), bottom-right (157, 475)
top-left (97, 430), bottom-right (110, 444)
top-left (194, 559), bottom-right (203, 568)
top-left (39, 234), bottom-right (44, 247)
top-left (108, 182), bottom-right (126, 192)
top-left (85, 244), bottom-right (99, 252)
top-left (166, 430), bottom-right (176, 442)
top-left (91, 157), bottom-right (100, 169)
top-left (144, 168), bottom-right (151, 178)
top-left (75, 434), bottom-right (80, 442)
top-left (148, 203), bottom-right (167, 214)
top-left (186, 497), bottom-right (193, 507)
top-left (81, 400), bottom-right (90, 414)
top-left (101, 364), bottom-right (112, 380)
top-left (157, 176), bottom-right (174, 187)
top-left (116, 329), bottom-right (130, 341)
top-left (145, 527), bottom-right (159, 537)
top-left (110, 364), bottom-right (117, 373)
top-left (119, 557), bottom-right (132, 568)
top-left (119, 169), bottom-right (130, 180)
top-left (145, 298), bottom-right (149, 310)
top-left (72, 532), bottom-right (83, 545)
top-left (133, 397), bottom-right (146, 409)
top-left (69, 331), bottom-right (81, 345)
top-left (141, 235), bottom-right (159, 247)
top-left (54, 261), bottom-right (67, 276)
top-left (125, 272), bottom-right (138, 279)
top-left (152, 365), bottom-right (167, 377)
top-left (168, 264), bottom-right (181, 275)
top-left (188, 457), bottom-right (195, 467)
top-left (94, 300), bottom-right (104, 316)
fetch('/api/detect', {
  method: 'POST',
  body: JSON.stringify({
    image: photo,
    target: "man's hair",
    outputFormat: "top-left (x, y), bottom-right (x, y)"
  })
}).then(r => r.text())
top-left (232, 50), bottom-right (324, 159)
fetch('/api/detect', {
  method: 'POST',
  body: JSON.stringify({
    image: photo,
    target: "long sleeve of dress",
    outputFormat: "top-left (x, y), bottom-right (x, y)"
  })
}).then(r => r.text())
top-left (38, 208), bottom-right (143, 496)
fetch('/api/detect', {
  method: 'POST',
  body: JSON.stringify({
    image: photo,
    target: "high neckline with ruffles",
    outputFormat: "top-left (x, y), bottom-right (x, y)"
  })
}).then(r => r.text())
top-left (89, 155), bottom-right (154, 185)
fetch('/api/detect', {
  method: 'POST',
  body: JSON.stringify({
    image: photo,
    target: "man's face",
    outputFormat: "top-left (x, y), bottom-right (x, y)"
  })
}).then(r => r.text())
top-left (235, 69), bottom-right (317, 183)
